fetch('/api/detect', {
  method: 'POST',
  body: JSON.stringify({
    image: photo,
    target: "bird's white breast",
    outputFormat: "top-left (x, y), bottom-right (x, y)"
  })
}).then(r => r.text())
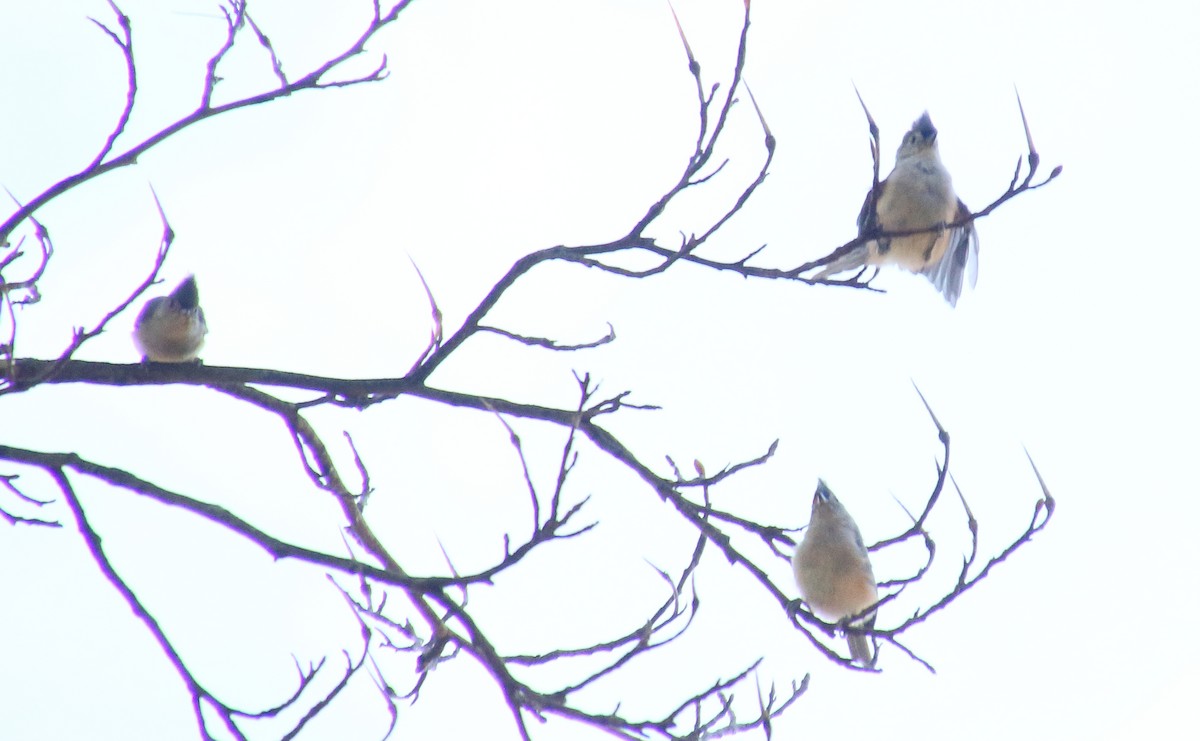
top-left (871, 156), bottom-right (958, 271)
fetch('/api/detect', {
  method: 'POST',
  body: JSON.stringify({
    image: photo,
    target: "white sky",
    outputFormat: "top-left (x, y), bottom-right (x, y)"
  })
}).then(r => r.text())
top-left (2, 0), bottom-right (1198, 739)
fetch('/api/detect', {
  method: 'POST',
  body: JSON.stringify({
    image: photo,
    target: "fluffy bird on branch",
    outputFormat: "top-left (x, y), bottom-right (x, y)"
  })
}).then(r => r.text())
top-left (815, 111), bottom-right (978, 306)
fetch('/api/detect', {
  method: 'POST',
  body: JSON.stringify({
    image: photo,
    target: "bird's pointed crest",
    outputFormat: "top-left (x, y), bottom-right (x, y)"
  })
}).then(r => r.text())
top-left (171, 275), bottom-right (200, 309)
top-left (914, 111), bottom-right (936, 139)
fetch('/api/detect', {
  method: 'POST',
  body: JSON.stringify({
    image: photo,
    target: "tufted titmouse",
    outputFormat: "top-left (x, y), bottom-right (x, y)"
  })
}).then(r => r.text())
top-left (133, 275), bottom-right (207, 362)
top-left (814, 111), bottom-right (979, 306)
top-left (792, 480), bottom-right (878, 666)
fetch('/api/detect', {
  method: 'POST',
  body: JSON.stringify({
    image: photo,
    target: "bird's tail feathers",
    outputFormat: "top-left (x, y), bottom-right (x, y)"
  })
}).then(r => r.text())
top-left (847, 632), bottom-right (875, 668)
top-left (812, 246), bottom-right (870, 281)
top-left (846, 612), bottom-right (876, 667)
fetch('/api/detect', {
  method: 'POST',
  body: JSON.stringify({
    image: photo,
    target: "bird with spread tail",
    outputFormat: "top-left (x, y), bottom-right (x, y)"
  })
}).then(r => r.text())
top-left (133, 275), bottom-right (208, 362)
top-left (814, 111), bottom-right (978, 306)
top-left (792, 480), bottom-right (878, 667)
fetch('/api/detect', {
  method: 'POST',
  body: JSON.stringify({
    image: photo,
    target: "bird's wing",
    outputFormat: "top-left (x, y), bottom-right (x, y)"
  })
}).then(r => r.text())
top-left (856, 179), bottom-right (887, 237)
top-left (920, 199), bottom-right (978, 307)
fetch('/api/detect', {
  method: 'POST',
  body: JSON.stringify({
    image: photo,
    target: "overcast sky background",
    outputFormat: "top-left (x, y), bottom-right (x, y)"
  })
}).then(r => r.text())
top-left (2, 0), bottom-right (1198, 739)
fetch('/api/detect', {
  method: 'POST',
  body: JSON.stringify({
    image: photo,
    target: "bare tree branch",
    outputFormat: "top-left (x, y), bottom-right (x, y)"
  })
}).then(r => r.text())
top-left (0, 2), bottom-right (1061, 739)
